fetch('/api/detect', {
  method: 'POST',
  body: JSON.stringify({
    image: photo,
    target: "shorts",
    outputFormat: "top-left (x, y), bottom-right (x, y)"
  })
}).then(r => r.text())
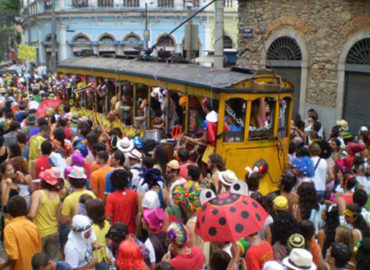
top-left (42, 232), bottom-right (60, 260)
top-left (59, 223), bottom-right (70, 245)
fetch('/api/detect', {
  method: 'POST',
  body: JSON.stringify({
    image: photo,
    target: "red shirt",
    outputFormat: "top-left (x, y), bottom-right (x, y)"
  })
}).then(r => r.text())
top-left (36, 155), bottom-right (51, 178)
top-left (169, 246), bottom-right (205, 270)
top-left (179, 162), bottom-right (196, 180)
top-left (245, 240), bottom-right (274, 270)
top-left (105, 189), bottom-right (138, 234)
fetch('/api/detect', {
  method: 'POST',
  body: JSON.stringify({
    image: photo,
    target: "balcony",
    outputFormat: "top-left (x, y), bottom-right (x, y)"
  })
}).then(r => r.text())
top-left (158, 0), bottom-right (174, 8)
top-left (183, 0), bottom-right (200, 8)
top-left (73, 0), bottom-right (89, 8)
top-left (123, 0), bottom-right (140, 7)
top-left (44, 0), bottom-right (52, 10)
top-left (98, 0), bottom-right (113, 8)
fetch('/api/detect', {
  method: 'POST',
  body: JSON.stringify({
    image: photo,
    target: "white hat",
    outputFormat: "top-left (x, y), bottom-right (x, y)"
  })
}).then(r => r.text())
top-left (128, 149), bottom-right (142, 160)
top-left (142, 190), bottom-right (160, 209)
top-left (116, 137), bottom-right (134, 153)
top-left (219, 169), bottom-right (238, 186)
top-left (263, 261), bottom-right (284, 270)
top-left (282, 248), bottom-right (316, 270)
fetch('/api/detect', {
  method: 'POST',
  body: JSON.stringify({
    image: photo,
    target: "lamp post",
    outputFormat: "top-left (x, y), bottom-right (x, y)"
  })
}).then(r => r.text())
top-left (185, 0), bottom-right (193, 61)
top-left (144, 1), bottom-right (150, 51)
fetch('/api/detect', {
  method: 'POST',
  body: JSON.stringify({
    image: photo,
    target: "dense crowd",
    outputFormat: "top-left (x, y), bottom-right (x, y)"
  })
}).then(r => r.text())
top-left (0, 69), bottom-right (368, 270)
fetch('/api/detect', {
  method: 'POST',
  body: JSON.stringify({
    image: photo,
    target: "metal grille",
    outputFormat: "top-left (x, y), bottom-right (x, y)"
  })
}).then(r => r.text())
top-left (123, 0), bottom-right (140, 7)
top-left (44, 0), bottom-right (52, 10)
top-left (267, 36), bottom-right (302, 61)
top-left (98, 0), bottom-right (113, 7)
top-left (73, 0), bottom-right (89, 8)
top-left (346, 38), bottom-right (370, 64)
top-left (158, 0), bottom-right (174, 8)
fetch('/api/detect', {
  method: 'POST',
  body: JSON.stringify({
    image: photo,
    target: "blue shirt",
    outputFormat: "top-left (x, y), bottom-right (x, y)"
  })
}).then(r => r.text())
top-left (56, 261), bottom-right (73, 270)
top-left (104, 170), bottom-right (115, 194)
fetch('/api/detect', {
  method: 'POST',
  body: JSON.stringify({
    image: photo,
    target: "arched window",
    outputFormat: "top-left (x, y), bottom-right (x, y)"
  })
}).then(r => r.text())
top-left (346, 38), bottom-right (370, 64)
top-left (223, 35), bottom-right (233, 49)
top-left (123, 33), bottom-right (142, 54)
top-left (157, 35), bottom-right (175, 52)
top-left (267, 36), bottom-right (302, 61)
top-left (71, 34), bottom-right (91, 54)
top-left (99, 34), bottom-right (115, 43)
top-left (98, 34), bottom-right (116, 55)
top-left (73, 34), bottom-right (90, 43)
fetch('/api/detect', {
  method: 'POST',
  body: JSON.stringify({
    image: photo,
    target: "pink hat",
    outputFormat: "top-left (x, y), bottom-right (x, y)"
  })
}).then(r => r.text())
top-left (143, 208), bottom-right (165, 230)
top-left (39, 169), bottom-right (58, 186)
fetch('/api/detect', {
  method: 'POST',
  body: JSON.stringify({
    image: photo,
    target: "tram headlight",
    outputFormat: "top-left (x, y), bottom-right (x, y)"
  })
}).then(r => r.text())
top-left (254, 159), bottom-right (268, 177)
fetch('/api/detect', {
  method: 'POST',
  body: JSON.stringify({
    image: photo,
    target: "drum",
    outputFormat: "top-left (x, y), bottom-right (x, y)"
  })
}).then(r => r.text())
top-left (175, 135), bottom-right (207, 163)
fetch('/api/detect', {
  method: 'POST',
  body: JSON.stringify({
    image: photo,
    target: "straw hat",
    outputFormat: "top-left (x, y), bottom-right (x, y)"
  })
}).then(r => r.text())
top-left (167, 160), bottom-right (180, 170)
top-left (282, 248), bottom-right (316, 270)
top-left (274, 196), bottom-right (288, 211)
top-left (116, 137), bottom-right (134, 153)
top-left (219, 169), bottom-right (238, 186)
top-left (127, 149), bottom-right (143, 161)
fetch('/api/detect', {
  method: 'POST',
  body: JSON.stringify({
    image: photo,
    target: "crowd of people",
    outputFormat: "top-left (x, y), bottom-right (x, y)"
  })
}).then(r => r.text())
top-left (0, 69), bottom-right (368, 270)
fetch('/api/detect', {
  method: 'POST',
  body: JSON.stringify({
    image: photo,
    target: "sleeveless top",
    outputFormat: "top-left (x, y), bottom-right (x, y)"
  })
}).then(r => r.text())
top-left (34, 190), bottom-right (60, 238)
top-left (149, 232), bottom-right (168, 263)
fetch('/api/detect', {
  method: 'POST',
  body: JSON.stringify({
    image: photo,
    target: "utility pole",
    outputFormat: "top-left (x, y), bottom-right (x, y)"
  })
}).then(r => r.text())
top-left (144, 2), bottom-right (149, 51)
top-left (185, 0), bottom-right (193, 61)
top-left (214, 0), bottom-right (224, 68)
top-left (50, 0), bottom-right (57, 72)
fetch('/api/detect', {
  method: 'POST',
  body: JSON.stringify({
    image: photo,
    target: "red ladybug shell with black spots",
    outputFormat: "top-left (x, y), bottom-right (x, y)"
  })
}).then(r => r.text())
top-left (195, 180), bottom-right (268, 242)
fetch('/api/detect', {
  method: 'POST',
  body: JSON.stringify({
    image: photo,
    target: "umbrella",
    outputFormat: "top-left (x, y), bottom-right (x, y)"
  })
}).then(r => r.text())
top-left (195, 180), bottom-right (268, 242)
top-left (36, 98), bottom-right (62, 119)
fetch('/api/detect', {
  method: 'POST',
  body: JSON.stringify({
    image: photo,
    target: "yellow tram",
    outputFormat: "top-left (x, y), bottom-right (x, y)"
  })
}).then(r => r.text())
top-left (57, 56), bottom-right (294, 194)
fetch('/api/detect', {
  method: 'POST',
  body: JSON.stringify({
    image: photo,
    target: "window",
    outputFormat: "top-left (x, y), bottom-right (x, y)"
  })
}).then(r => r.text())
top-left (158, 0), bottom-right (174, 8)
top-left (98, 0), bottom-right (113, 8)
top-left (157, 35), bottom-right (175, 52)
top-left (267, 36), bottom-right (302, 61)
top-left (44, 0), bottom-right (52, 10)
top-left (223, 35), bottom-right (233, 49)
top-left (278, 97), bottom-right (291, 138)
top-left (223, 98), bottom-right (246, 142)
top-left (123, 0), bottom-right (140, 7)
top-left (73, 0), bottom-right (89, 8)
top-left (249, 97), bottom-right (276, 140)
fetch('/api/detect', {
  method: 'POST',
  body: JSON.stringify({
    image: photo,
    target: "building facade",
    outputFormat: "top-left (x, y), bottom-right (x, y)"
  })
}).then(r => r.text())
top-left (20, 0), bottom-right (238, 68)
top-left (238, 0), bottom-right (370, 135)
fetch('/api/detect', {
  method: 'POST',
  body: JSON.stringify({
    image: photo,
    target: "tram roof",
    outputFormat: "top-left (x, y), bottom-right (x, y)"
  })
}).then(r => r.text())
top-left (57, 56), bottom-right (294, 93)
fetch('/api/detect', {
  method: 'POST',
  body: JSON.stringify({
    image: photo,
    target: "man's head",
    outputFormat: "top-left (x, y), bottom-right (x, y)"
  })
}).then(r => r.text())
top-left (107, 222), bottom-right (129, 246)
top-left (8, 121), bottom-right (20, 132)
top-left (326, 242), bottom-right (351, 269)
top-left (279, 173), bottom-right (296, 193)
top-left (187, 165), bottom-right (201, 182)
top-left (353, 189), bottom-right (368, 208)
top-left (110, 169), bottom-right (129, 191)
top-left (31, 253), bottom-right (54, 270)
top-left (308, 142), bottom-right (321, 157)
top-left (41, 140), bottom-right (52, 156)
top-left (166, 160), bottom-right (180, 181)
top-left (110, 150), bottom-right (125, 167)
top-left (7, 195), bottom-right (27, 218)
top-left (96, 151), bottom-right (109, 166)
top-left (39, 125), bottom-right (50, 138)
top-left (176, 147), bottom-right (189, 163)
top-left (207, 153), bottom-right (226, 172)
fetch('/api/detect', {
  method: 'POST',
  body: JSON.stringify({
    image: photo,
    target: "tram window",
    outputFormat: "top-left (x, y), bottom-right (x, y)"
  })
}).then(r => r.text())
top-left (134, 85), bottom-right (149, 129)
top-left (150, 87), bottom-right (166, 130)
top-left (223, 98), bottom-right (246, 142)
top-left (121, 82), bottom-right (133, 126)
top-left (186, 96), bottom-right (204, 137)
top-left (278, 98), bottom-right (291, 138)
top-left (249, 97), bottom-right (276, 140)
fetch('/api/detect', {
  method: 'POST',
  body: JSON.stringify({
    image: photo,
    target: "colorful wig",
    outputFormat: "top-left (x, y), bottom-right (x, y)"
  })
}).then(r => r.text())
top-left (116, 240), bottom-right (145, 270)
top-left (71, 152), bottom-right (85, 167)
top-left (166, 222), bottom-right (189, 248)
top-left (172, 181), bottom-right (202, 212)
top-left (291, 156), bottom-right (314, 177)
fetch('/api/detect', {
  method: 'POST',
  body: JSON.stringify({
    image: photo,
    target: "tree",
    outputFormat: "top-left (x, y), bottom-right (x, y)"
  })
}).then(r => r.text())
top-left (0, 0), bottom-right (20, 61)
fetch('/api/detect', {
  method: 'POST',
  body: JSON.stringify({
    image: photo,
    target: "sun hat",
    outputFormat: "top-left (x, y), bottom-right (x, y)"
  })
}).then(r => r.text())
top-left (291, 156), bottom-right (314, 177)
top-left (172, 181), bottom-right (202, 212)
top-left (143, 208), bottom-right (165, 230)
top-left (39, 169), bottom-right (58, 186)
top-left (274, 196), bottom-right (288, 211)
top-left (336, 120), bottom-right (349, 131)
top-left (219, 169), bottom-right (238, 186)
top-left (282, 248), bottom-right (316, 270)
top-left (167, 159), bottom-right (180, 170)
top-left (287, 234), bottom-right (305, 251)
top-left (166, 222), bottom-right (189, 248)
top-left (117, 137), bottom-right (134, 153)
top-left (263, 261), bottom-right (284, 270)
top-left (142, 190), bottom-right (161, 209)
top-left (68, 166), bottom-right (87, 179)
top-left (26, 114), bottom-right (36, 125)
top-left (127, 149), bottom-right (142, 161)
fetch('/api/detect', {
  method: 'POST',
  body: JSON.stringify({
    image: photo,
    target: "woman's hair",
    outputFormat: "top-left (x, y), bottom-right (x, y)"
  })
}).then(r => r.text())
top-left (53, 127), bottom-right (66, 147)
top-left (335, 226), bottom-right (354, 254)
top-left (272, 211), bottom-right (299, 245)
top-left (69, 178), bottom-right (87, 189)
top-left (297, 182), bottom-right (319, 220)
top-left (40, 179), bottom-right (59, 191)
top-left (323, 205), bottom-right (340, 254)
top-left (300, 220), bottom-right (315, 251)
top-left (280, 174), bottom-right (297, 193)
top-left (356, 237), bottom-right (370, 270)
top-left (289, 141), bottom-right (297, 155)
top-left (8, 143), bottom-right (21, 158)
top-left (344, 174), bottom-right (356, 191)
top-left (245, 171), bottom-right (262, 192)
top-left (0, 161), bottom-right (11, 176)
top-left (86, 199), bottom-right (106, 229)
top-left (209, 249), bottom-right (231, 270)
top-left (153, 145), bottom-right (169, 173)
top-left (208, 153), bottom-right (226, 171)
top-left (347, 203), bottom-right (370, 237)
top-left (263, 192), bottom-right (277, 216)
top-left (11, 157), bottom-right (28, 174)
top-left (116, 240), bottom-right (145, 270)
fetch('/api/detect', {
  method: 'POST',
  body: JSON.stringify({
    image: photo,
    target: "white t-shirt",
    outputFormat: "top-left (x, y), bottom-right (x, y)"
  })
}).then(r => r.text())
top-left (145, 238), bottom-right (156, 263)
top-left (311, 156), bottom-right (327, 191)
top-left (64, 241), bottom-right (93, 269)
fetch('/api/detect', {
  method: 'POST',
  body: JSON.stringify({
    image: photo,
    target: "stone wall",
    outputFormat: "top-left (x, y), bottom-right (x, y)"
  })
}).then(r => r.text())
top-left (237, 0), bottom-right (370, 107)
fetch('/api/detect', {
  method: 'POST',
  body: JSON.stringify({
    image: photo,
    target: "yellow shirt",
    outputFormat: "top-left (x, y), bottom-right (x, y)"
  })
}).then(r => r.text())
top-left (33, 190), bottom-right (60, 238)
top-left (4, 216), bottom-right (42, 270)
top-left (28, 135), bottom-right (45, 166)
top-left (92, 220), bottom-right (111, 263)
top-left (61, 189), bottom-right (96, 218)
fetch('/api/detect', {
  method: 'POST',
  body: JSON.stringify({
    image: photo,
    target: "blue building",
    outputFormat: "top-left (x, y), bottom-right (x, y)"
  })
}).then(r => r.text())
top-left (20, 0), bottom-right (239, 69)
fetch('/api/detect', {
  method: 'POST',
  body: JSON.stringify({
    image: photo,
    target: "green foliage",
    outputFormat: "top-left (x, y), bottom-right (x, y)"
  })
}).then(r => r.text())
top-left (0, 0), bottom-right (20, 15)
